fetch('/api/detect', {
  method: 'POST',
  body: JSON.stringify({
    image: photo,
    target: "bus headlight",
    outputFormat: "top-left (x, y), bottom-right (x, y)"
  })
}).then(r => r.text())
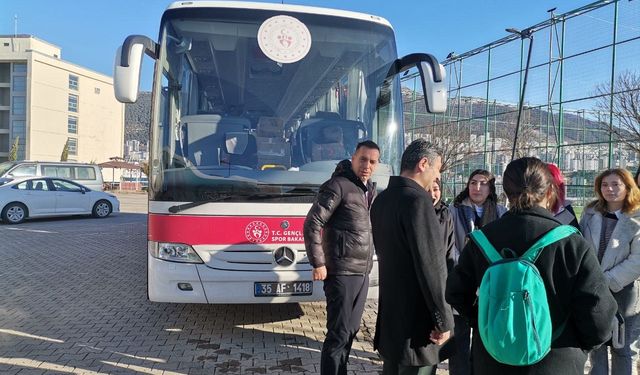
top-left (148, 241), bottom-right (204, 263)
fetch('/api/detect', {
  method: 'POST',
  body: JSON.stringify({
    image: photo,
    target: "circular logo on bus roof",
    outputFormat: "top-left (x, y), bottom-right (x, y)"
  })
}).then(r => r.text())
top-left (257, 15), bottom-right (312, 64)
top-left (245, 221), bottom-right (270, 243)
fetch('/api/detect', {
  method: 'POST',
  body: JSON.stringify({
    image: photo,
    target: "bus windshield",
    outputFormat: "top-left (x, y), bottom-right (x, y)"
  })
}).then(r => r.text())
top-left (150, 7), bottom-right (404, 203)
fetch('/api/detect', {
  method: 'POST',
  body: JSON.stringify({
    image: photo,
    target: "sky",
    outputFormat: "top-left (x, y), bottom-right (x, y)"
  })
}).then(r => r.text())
top-left (0, 0), bottom-right (591, 91)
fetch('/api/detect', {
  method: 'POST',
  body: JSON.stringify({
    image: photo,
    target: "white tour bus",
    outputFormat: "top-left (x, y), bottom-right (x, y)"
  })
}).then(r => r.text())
top-left (114, 1), bottom-right (447, 303)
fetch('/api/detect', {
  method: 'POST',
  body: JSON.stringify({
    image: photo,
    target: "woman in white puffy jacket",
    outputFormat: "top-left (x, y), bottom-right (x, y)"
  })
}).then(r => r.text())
top-left (580, 168), bottom-right (640, 375)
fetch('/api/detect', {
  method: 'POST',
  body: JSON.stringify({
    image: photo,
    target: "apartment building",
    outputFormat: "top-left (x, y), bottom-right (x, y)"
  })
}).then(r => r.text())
top-left (0, 35), bottom-right (124, 163)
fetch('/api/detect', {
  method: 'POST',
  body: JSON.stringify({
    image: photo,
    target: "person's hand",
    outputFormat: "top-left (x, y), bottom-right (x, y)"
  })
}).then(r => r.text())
top-left (429, 329), bottom-right (451, 345)
top-left (312, 266), bottom-right (327, 281)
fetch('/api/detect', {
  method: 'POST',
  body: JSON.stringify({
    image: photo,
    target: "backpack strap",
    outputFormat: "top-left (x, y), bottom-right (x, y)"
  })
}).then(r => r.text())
top-left (469, 230), bottom-right (502, 264)
top-left (521, 225), bottom-right (580, 263)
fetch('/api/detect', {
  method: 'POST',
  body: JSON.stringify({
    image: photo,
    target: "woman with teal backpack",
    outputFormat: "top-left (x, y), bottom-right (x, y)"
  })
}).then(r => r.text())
top-left (446, 157), bottom-right (617, 374)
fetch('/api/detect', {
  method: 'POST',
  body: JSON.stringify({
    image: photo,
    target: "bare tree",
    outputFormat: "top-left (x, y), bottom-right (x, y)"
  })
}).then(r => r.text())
top-left (494, 106), bottom-right (542, 160)
top-left (427, 123), bottom-right (470, 172)
top-left (8, 136), bottom-right (19, 161)
top-left (60, 140), bottom-right (69, 162)
top-left (140, 161), bottom-right (150, 177)
top-left (595, 70), bottom-right (640, 155)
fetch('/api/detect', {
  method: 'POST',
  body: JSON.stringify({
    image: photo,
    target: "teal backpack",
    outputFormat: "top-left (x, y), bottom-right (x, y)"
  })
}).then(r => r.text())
top-left (469, 225), bottom-right (578, 366)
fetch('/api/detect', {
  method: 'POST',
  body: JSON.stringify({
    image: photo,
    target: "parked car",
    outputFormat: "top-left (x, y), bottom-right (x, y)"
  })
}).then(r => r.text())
top-left (0, 161), bottom-right (105, 191)
top-left (0, 176), bottom-right (120, 224)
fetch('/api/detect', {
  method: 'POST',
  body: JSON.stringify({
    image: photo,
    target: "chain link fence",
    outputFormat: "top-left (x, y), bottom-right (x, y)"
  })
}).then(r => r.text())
top-left (402, 0), bottom-right (640, 213)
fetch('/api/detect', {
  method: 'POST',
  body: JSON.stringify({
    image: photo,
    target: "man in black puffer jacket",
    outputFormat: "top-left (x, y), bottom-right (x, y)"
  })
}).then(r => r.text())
top-left (304, 140), bottom-right (380, 375)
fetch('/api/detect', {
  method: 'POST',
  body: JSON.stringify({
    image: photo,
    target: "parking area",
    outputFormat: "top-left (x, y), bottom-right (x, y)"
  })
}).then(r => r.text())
top-left (0, 201), bottom-right (383, 374)
top-left (2, 193), bottom-right (616, 374)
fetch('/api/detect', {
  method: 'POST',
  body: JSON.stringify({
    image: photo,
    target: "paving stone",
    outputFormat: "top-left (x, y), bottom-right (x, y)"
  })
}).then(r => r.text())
top-left (2, 208), bottom-right (618, 374)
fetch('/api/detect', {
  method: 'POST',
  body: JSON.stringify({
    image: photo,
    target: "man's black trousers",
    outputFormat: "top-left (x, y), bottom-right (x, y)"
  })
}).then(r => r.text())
top-left (321, 274), bottom-right (369, 375)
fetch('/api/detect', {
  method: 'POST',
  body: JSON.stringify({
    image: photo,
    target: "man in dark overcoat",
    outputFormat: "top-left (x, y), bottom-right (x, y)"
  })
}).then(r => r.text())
top-left (304, 140), bottom-right (380, 375)
top-left (370, 139), bottom-right (454, 375)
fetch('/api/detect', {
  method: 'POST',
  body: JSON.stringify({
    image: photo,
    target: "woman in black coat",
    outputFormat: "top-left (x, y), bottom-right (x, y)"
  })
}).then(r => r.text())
top-left (446, 157), bottom-right (617, 375)
top-left (431, 179), bottom-right (456, 271)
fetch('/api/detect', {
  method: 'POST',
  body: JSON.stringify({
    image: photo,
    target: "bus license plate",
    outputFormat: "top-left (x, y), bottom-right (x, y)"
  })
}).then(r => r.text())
top-left (254, 281), bottom-right (313, 297)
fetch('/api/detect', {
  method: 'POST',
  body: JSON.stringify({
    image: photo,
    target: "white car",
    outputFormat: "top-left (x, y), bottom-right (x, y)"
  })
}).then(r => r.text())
top-left (0, 176), bottom-right (120, 224)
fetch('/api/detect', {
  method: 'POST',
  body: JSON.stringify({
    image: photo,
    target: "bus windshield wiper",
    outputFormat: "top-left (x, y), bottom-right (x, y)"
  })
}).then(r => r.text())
top-left (167, 191), bottom-right (317, 214)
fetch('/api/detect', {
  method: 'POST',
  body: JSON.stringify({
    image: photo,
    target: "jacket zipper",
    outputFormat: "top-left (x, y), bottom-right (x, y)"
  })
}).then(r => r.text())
top-left (524, 290), bottom-right (542, 354)
top-left (364, 185), bottom-right (373, 274)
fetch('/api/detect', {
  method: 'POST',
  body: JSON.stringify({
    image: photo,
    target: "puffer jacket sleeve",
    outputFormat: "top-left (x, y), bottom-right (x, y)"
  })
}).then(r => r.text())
top-left (570, 240), bottom-right (618, 350)
top-left (303, 179), bottom-right (342, 268)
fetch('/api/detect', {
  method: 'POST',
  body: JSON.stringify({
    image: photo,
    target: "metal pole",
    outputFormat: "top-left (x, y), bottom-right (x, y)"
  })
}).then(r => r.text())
top-left (511, 33), bottom-right (534, 161)
top-left (546, 9), bottom-right (555, 162)
top-left (483, 47), bottom-right (491, 170)
top-left (557, 19), bottom-right (566, 167)
top-left (607, 1), bottom-right (619, 168)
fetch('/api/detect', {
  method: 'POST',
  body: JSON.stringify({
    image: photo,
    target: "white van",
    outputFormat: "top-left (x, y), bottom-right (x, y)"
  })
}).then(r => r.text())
top-left (0, 161), bottom-right (105, 191)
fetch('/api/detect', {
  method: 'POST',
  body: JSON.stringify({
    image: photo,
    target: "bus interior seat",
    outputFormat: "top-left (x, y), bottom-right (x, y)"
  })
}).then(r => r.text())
top-left (182, 114), bottom-right (250, 167)
top-left (311, 125), bottom-right (347, 161)
top-left (313, 111), bottom-right (342, 120)
top-left (221, 132), bottom-right (258, 169)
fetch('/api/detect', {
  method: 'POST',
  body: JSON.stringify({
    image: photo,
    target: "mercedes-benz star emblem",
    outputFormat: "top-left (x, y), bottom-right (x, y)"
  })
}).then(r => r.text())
top-left (274, 247), bottom-right (295, 266)
top-left (280, 220), bottom-right (290, 229)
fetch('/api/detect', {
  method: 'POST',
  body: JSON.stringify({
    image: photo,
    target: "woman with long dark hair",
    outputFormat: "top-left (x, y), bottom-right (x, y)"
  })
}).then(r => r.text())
top-left (446, 157), bottom-right (617, 375)
top-left (580, 168), bottom-right (640, 375)
top-left (448, 169), bottom-right (507, 375)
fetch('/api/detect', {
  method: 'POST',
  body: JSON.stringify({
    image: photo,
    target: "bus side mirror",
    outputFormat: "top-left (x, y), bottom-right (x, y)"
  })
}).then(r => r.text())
top-left (418, 60), bottom-right (447, 113)
top-left (114, 35), bottom-right (158, 103)
top-left (387, 53), bottom-right (447, 114)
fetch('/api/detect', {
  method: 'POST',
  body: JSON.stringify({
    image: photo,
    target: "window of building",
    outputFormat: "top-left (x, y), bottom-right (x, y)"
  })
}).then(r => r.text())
top-left (11, 120), bottom-right (25, 134)
top-left (12, 76), bottom-right (26, 92)
top-left (0, 134), bottom-right (8, 152)
top-left (69, 75), bottom-right (79, 90)
top-left (94, 87), bottom-right (100, 94)
top-left (12, 96), bottom-right (25, 115)
top-left (13, 63), bottom-right (26, 73)
top-left (1, 112), bottom-right (9, 130)
top-left (67, 138), bottom-right (77, 155)
top-left (68, 94), bottom-right (78, 112)
top-left (68, 116), bottom-right (78, 134)
top-left (0, 87), bottom-right (9, 106)
top-left (0, 63), bottom-right (9, 82)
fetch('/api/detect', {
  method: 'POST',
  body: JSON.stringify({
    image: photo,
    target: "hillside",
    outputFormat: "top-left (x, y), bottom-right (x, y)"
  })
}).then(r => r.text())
top-left (401, 87), bottom-right (611, 143)
top-left (124, 91), bottom-right (151, 143)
